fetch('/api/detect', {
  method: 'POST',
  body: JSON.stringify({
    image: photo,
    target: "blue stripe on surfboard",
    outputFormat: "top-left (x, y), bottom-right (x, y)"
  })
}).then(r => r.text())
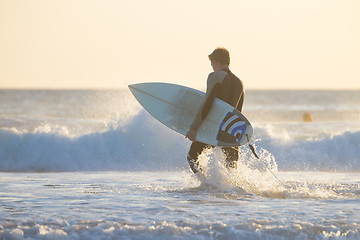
top-left (231, 124), bottom-right (246, 136)
top-left (219, 112), bottom-right (232, 131)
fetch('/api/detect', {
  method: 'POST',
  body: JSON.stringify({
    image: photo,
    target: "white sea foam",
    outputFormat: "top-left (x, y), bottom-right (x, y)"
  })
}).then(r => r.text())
top-left (1, 218), bottom-right (359, 240)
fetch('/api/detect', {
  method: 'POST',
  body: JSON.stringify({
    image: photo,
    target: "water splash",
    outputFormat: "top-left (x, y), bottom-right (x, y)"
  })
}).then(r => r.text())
top-left (190, 147), bottom-right (360, 200)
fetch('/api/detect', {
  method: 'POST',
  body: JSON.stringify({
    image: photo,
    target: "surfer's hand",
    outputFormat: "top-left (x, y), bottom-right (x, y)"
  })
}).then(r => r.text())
top-left (186, 128), bottom-right (197, 142)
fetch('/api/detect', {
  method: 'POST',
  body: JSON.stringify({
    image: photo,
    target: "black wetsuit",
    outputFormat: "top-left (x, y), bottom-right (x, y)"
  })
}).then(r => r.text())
top-left (187, 69), bottom-right (244, 173)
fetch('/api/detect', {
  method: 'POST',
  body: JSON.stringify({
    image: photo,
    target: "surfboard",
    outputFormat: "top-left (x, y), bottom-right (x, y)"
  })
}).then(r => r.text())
top-left (128, 82), bottom-right (253, 147)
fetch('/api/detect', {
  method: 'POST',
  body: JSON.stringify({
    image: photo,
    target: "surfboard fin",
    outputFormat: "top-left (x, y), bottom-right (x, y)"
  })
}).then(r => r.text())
top-left (248, 144), bottom-right (259, 159)
top-left (245, 134), bottom-right (259, 159)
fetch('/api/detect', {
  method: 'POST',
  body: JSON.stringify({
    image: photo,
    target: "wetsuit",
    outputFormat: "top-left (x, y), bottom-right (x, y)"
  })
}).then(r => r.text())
top-left (187, 69), bottom-right (244, 173)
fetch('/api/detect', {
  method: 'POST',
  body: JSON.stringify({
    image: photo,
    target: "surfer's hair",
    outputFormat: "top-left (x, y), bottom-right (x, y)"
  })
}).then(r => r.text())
top-left (208, 47), bottom-right (230, 66)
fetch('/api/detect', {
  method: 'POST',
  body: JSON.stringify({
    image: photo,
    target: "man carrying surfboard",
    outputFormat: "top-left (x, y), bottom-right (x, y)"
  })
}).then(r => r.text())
top-left (185, 47), bottom-right (245, 173)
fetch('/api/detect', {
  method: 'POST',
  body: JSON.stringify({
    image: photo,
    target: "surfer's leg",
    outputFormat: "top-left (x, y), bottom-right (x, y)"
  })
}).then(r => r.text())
top-left (222, 147), bottom-right (238, 169)
top-left (187, 141), bottom-right (209, 173)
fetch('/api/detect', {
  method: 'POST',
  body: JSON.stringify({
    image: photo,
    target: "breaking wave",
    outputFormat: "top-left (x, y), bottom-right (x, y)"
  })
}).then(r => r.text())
top-left (1, 110), bottom-right (360, 172)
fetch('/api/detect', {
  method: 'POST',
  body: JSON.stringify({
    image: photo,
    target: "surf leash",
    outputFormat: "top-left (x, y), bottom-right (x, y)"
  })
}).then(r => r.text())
top-left (239, 135), bottom-right (287, 187)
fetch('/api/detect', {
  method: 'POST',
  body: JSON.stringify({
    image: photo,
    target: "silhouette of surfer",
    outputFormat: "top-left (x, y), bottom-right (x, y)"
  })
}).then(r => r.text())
top-left (186, 47), bottom-right (245, 173)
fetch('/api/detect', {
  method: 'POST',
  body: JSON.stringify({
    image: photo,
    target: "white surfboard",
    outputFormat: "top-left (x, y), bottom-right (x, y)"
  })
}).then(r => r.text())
top-left (129, 82), bottom-right (253, 147)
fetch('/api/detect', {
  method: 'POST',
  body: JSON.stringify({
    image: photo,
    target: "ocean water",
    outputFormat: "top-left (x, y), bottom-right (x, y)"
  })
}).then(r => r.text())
top-left (1, 89), bottom-right (360, 239)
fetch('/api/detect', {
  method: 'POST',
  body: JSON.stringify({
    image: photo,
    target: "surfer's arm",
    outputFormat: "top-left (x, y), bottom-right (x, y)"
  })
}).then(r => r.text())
top-left (187, 72), bottom-right (225, 141)
top-left (189, 75), bottom-right (218, 130)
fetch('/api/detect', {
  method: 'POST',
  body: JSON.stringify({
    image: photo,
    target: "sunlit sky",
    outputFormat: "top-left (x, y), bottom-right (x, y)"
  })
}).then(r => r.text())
top-left (1, 0), bottom-right (359, 90)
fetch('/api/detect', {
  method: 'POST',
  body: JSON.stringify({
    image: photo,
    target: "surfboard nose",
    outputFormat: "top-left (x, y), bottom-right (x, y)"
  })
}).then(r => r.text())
top-left (128, 84), bottom-right (139, 94)
top-left (128, 83), bottom-right (142, 91)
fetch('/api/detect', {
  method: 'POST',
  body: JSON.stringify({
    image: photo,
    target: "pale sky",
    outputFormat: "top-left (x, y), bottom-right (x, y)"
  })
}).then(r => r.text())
top-left (0, 0), bottom-right (359, 90)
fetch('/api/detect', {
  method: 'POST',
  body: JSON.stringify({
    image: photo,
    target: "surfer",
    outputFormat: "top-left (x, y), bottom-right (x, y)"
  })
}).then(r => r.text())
top-left (186, 47), bottom-right (245, 173)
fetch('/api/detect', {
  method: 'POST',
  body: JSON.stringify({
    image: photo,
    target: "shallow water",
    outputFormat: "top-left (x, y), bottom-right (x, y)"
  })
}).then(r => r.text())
top-left (1, 171), bottom-right (360, 239)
